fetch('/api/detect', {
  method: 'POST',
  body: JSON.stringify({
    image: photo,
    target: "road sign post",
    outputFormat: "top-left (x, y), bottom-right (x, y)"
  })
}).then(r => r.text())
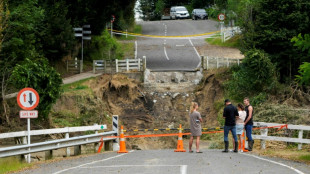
top-left (111, 15), bottom-right (115, 38)
top-left (17, 88), bottom-right (40, 163)
top-left (73, 25), bottom-right (91, 72)
top-left (218, 13), bottom-right (226, 37)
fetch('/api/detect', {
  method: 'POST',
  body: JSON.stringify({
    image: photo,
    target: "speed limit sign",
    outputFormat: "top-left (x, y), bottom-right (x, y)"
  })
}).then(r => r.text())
top-left (218, 13), bottom-right (226, 21)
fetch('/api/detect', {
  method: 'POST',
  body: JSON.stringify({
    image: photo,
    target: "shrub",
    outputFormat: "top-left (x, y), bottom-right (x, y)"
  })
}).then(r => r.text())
top-left (226, 49), bottom-right (278, 101)
top-left (11, 58), bottom-right (62, 120)
top-left (86, 29), bottom-right (123, 61)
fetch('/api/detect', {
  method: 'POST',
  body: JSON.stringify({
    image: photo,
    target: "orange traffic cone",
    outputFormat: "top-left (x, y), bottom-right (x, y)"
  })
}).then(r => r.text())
top-left (117, 125), bottom-right (128, 153)
top-left (242, 131), bottom-right (248, 152)
top-left (174, 124), bottom-right (186, 152)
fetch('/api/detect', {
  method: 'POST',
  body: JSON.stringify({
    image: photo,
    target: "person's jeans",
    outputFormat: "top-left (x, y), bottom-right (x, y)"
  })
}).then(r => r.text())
top-left (224, 125), bottom-right (237, 142)
top-left (245, 124), bottom-right (253, 141)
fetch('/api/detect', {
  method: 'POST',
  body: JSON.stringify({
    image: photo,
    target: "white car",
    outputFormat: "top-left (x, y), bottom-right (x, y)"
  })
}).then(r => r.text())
top-left (170, 6), bottom-right (190, 19)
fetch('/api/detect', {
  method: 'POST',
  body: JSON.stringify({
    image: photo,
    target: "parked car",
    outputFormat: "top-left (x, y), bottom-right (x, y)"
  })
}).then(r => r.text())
top-left (170, 6), bottom-right (190, 19)
top-left (192, 9), bottom-right (208, 20)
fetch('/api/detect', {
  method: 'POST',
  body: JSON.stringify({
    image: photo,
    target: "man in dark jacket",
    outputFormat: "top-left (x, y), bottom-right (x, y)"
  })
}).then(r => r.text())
top-left (222, 99), bottom-right (239, 153)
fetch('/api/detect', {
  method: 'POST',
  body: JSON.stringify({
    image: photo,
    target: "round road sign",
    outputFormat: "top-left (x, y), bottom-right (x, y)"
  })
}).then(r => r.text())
top-left (17, 88), bottom-right (40, 110)
top-left (218, 13), bottom-right (226, 21)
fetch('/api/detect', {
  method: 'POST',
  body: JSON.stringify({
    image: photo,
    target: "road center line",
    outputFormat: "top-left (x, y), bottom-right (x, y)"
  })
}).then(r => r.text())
top-left (164, 46), bottom-right (170, 60)
top-left (188, 38), bottom-right (201, 68)
top-left (240, 153), bottom-right (305, 174)
top-left (52, 150), bottom-right (134, 174)
top-left (135, 41), bottom-right (137, 59)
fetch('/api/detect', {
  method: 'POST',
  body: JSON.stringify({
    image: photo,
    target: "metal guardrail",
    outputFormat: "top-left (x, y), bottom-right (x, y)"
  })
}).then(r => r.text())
top-left (93, 57), bottom-right (146, 74)
top-left (0, 131), bottom-right (116, 158)
top-left (222, 26), bottom-right (241, 42)
top-left (0, 124), bottom-right (107, 139)
top-left (201, 56), bottom-right (242, 70)
top-left (253, 122), bottom-right (310, 150)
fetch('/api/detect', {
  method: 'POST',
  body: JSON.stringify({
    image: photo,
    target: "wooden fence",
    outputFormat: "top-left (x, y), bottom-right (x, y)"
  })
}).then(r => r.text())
top-left (253, 122), bottom-right (310, 150)
top-left (93, 57), bottom-right (146, 74)
top-left (201, 56), bottom-right (242, 70)
top-left (67, 59), bottom-right (83, 73)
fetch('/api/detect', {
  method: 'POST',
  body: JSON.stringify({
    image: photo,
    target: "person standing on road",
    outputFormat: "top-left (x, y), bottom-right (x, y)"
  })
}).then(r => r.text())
top-left (189, 102), bottom-right (203, 153)
top-left (244, 97), bottom-right (254, 151)
top-left (236, 103), bottom-right (246, 152)
top-left (222, 99), bottom-right (239, 153)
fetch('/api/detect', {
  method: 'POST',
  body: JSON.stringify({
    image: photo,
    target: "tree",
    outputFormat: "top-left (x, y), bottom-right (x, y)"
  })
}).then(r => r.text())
top-left (292, 34), bottom-right (310, 86)
top-left (11, 58), bottom-right (63, 121)
top-left (38, 0), bottom-right (75, 62)
top-left (226, 49), bottom-right (278, 100)
top-left (239, 0), bottom-right (310, 81)
top-left (1, 0), bottom-right (44, 63)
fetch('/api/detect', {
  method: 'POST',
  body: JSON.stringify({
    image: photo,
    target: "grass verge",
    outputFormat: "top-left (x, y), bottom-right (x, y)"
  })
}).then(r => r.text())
top-left (0, 157), bottom-right (33, 174)
top-left (205, 33), bottom-right (241, 48)
top-left (253, 141), bottom-right (310, 164)
top-left (62, 77), bottom-right (94, 92)
top-left (119, 42), bottom-right (135, 59)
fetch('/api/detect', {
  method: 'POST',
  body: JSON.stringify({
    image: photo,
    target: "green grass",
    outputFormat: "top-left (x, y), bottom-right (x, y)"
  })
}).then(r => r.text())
top-left (120, 42), bottom-right (135, 59)
top-left (205, 34), bottom-right (241, 48)
top-left (62, 77), bottom-right (94, 92)
top-left (0, 157), bottom-right (32, 174)
top-left (117, 24), bottom-right (142, 40)
top-left (299, 154), bottom-right (310, 161)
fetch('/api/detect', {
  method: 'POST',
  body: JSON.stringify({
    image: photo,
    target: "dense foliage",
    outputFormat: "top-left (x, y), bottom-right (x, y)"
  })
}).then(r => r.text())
top-left (0, 0), bottom-right (137, 125)
top-left (226, 49), bottom-right (278, 101)
top-left (238, 0), bottom-right (310, 81)
top-left (11, 58), bottom-right (62, 120)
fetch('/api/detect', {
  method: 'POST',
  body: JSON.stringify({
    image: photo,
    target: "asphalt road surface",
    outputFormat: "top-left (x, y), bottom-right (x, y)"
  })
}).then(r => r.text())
top-left (136, 19), bottom-right (218, 71)
top-left (17, 149), bottom-right (310, 174)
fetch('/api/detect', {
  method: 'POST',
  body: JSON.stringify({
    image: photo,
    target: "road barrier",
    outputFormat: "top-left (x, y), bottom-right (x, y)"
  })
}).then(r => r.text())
top-left (201, 56), bottom-right (242, 70)
top-left (108, 123), bottom-right (309, 151)
top-left (93, 58), bottom-right (145, 74)
top-left (0, 117), bottom-right (118, 162)
top-left (109, 29), bottom-right (219, 39)
top-left (221, 27), bottom-right (241, 42)
top-left (174, 124), bottom-right (186, 152)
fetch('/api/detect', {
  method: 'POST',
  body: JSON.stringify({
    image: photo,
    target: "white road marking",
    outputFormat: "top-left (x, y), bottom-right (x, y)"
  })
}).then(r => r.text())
top-left (240, 153), bottom-right (305, 174)
top-left (188, 38), bottom-right (201, 68)
top-left (164, 46), bottom-right (170, 60)
top-left (79, 165), bottom-right (187, 174)
top-left (176, 45), bottom-right (184, 47)
top-left (180, 165), bottom-right (187, 174)
top-left (52, 150), bottom-right (134, 174)
top-left (135, 41), bottom-right (137, 59)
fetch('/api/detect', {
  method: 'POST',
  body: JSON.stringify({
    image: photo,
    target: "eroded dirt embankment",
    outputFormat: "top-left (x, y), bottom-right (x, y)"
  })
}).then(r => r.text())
top-left (50, 71), bottom-right (225, 149)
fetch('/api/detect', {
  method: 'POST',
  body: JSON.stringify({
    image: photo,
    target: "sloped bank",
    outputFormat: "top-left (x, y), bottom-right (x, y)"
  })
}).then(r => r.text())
top-left (51, 71), bottom-right (225, 149)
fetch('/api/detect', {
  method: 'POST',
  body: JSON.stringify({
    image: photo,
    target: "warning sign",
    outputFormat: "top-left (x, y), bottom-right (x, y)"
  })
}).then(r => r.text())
top-left (17, 88), bottom-right (40, 110)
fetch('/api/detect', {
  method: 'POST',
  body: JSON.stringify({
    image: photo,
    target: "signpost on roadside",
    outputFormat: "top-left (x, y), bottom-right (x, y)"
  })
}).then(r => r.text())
top-left (218, 13), bottom-right (226, 35)
top-left (111, 15), bottom-right (115, 38)
top-left (73, 25), bottom-right (91, 72)
top-left (17, 88), bottom-right (40, 163)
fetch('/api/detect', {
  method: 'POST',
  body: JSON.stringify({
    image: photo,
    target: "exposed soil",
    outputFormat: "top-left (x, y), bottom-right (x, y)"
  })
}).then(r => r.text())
top-left (197, 44), bottom-right (244, 59)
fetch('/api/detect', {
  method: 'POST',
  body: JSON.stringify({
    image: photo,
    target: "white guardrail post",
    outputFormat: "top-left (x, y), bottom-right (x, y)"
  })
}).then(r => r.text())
top-left (116, 59), bottom-right (119, 73)
top-left (206, 56), bottom-right (209, 70)
top-left (298, 130), bottom-right (303, 150)
top-left (65, 130), bottom-right (70, 157)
